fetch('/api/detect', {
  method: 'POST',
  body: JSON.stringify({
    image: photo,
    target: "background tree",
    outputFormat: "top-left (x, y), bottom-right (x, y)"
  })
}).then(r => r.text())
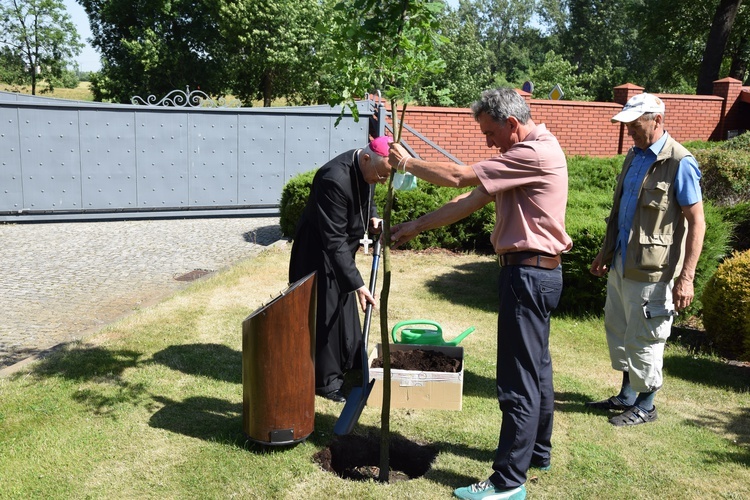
top-left (78, 0), bottom-right (229, 103)
top-left (219, 0), bottom-right (327, 107)
top-left (0, 45), bottom-right (26, 88)
top-left (697, 0), bottom-right (744, 94)
top-left (418, 1), bottom-right (494, 107)
top-left (553, 0), bottom-right (642, 100)
top-left (59, 0), bottom-right (750, 105)
top-left (636, 0), bottom-right (721, 93)
top-left (528, 50), bottom-right (593, 100)
top-left (0, 0), bottom-right (84, 95)
top-left (474, 0), bottom-right (551, 85)
top-left (726, 8), bottom-right (750, 82)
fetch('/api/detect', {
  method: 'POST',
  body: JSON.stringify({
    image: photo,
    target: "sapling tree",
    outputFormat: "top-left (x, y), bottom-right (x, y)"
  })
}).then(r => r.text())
top-left (325, 0), bottom-right (446, 482)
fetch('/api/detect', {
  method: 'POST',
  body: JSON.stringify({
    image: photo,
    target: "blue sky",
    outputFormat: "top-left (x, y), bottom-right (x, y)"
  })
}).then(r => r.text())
top-left (63, 0), bottom-right (100, 72)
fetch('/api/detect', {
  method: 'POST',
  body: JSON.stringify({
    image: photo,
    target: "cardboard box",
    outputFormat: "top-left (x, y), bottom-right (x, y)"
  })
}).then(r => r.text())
top-left (366, 343), bottom-right (464, 411)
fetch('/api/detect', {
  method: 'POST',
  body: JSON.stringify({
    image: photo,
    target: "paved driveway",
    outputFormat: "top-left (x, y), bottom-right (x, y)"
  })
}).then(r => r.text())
top-left (0, 217), bottom-right (282, 373)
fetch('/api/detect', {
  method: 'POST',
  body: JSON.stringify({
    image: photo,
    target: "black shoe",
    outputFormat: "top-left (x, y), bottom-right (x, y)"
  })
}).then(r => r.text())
top-left (585, 396), bottom-right (631, 411)
top-left (609, 405), bottom-right (658, 426)
top-left (530, 460), bottom-right (551, 471)
top-left (317, 389), bottom-right (346, 403)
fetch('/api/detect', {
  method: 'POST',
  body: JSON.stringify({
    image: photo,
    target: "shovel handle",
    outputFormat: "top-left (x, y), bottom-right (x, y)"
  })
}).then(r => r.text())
top-left (361, 236), bottom-right (381, 382)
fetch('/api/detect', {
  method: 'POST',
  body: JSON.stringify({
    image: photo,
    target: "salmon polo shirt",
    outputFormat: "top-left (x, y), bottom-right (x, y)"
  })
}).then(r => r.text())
top-left (471, 124), bottom-right (573, 257)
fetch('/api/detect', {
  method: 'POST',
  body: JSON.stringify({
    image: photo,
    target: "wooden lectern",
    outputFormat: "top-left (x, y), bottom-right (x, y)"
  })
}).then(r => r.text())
top-left (242, 272), bottom-right (316, 445)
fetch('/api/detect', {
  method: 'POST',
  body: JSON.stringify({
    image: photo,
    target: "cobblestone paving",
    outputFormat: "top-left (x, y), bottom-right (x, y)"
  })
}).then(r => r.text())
top-left (0, 217), bottom-right (282, 371)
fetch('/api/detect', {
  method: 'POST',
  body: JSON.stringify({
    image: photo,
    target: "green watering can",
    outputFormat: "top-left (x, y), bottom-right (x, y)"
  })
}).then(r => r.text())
top-left (391, 320), bottom-right (475, 347)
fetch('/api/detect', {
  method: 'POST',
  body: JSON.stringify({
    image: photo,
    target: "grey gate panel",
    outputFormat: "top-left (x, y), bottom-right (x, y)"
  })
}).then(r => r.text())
top-left (285, 115), bottom-right (336, 176)
top-left (329, 115), bottom-right (372, 159)
top-left (19, 106), bottom-right (82, 211)
top-left (135, 111), bottom-right (189, 209)
top-left (239, 114), bottom-right (285, 205)
top-left (0, 107), bottom-right (23, 211)
top-left (285, 115), bottom-right (369, 178)
top-left (0, 91), bottom-right (376, 221)
top-left (188, 112), bottom-right (239, 207)
top-left (80, 110), bottom-right (137, 210)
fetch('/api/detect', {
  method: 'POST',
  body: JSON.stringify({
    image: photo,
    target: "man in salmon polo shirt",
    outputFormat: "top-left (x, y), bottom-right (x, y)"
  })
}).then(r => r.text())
top-left (388, 87), bottom-right (572, 500)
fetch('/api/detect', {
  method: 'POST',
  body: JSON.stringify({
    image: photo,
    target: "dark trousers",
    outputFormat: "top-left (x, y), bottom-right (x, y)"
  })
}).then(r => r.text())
top-left (490, 264), bottom-right (562, 488)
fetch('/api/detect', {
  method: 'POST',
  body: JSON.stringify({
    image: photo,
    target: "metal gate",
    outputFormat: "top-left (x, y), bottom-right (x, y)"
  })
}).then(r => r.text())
top-left (0, 90), bottom-right (374, 222)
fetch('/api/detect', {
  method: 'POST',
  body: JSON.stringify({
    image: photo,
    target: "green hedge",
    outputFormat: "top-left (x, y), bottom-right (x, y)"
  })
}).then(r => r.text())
top-left (719, 201), bottom-right (750, 252)
top-left (693, 132), bottom-right (750, 206)
top-left (279, 172), bottom-right (495, 252)
top-left (279, 153), bottom-right (735, 317)
top-left (279, 170), bottom-right (317, 237)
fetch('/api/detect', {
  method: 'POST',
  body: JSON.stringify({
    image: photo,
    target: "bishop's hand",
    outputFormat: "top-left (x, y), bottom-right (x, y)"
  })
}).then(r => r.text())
top-left (356, 285), bottom-right (377, 312)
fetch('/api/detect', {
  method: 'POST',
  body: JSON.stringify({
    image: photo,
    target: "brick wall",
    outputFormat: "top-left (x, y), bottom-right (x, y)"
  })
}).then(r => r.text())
top-left (386, 79), bottom-right (747, 162)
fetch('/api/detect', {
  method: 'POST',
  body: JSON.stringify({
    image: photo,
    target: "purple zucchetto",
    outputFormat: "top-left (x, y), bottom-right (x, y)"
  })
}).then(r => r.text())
top-left (369, 136), bottom-right (393, 157)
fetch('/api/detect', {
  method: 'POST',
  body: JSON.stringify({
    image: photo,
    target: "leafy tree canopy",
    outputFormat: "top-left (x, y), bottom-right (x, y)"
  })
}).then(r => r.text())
top-left (218, 0), bottom-right (327, 106)
top-left (79, 0), bottom-right (229, 103)
top-left (12, 0), bottom-right (749, 103)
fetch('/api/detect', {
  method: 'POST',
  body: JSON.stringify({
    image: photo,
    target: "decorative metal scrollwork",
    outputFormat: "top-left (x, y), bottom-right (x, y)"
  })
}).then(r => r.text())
top-left (131, 86), bottom-right (242, 108)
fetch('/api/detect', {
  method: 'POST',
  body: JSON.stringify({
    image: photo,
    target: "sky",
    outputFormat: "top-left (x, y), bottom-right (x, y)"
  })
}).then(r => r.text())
top-left (63, 0), bottom-right (101, 72)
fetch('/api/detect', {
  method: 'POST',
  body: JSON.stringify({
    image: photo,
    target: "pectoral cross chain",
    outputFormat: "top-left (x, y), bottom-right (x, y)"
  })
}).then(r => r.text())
top-left (359, 236), bottom-right (373, 254)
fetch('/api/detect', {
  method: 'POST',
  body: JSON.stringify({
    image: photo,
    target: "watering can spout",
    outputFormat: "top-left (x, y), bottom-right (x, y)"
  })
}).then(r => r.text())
top-left (445, 326), bottom-right (475, 346)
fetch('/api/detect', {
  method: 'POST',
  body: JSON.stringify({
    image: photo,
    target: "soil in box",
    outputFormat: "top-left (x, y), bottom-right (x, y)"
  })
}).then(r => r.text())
top-left (370, 348), bottom-right (462, 372)
top-left (367, 344), bottom-right (465, 410)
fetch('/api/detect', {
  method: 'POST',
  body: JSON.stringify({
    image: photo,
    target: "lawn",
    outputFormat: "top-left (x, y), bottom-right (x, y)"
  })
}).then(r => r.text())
top-left (0, 243), bottom-right (748, 499)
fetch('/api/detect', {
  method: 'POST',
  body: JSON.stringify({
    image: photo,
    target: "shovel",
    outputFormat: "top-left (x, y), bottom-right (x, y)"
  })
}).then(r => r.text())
top-left (333, 236), bottom-right (381, 435)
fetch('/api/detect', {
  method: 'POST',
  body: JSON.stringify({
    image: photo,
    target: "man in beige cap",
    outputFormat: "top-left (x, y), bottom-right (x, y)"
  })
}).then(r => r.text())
top-left (587, 93), bottom-right (705, 426)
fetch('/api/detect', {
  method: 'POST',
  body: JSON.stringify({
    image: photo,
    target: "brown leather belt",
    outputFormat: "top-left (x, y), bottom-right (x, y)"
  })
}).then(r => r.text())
top-left (498, 251), bottom-right (561, 270)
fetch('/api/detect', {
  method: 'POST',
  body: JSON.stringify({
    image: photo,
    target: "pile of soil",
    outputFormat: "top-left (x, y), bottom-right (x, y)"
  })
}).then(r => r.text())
top-left (313, 433), bottom-right (438, 482)
top-left (370, 349), bottom-right (462, 372)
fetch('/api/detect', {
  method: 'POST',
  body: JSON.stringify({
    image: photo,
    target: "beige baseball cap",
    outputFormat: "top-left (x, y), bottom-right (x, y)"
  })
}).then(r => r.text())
top-left (611, 93), bottom-right (665, 123)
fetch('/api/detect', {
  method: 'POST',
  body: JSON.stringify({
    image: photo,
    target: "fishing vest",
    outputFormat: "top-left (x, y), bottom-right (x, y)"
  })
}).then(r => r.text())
top-left (601, 134), bottom-right (692, 283)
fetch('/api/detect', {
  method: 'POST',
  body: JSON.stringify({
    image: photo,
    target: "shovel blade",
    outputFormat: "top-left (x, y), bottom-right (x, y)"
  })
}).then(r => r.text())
top-left (332, 379), bottom-right (375, 436)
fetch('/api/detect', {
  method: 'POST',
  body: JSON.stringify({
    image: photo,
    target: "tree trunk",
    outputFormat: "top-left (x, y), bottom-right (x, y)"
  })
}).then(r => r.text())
top-left (729, 34), bottom-right (750, 83)
top-left (377, 99), bottom-right (402, 483)
top-left (262, 72), bottom-right (273, 107)
top-left (696, 0), bottom-right (744, 94)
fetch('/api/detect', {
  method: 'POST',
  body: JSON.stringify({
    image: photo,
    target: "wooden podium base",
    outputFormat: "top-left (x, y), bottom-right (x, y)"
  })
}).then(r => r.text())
top-left (242, 272), bottom-right (316, 445)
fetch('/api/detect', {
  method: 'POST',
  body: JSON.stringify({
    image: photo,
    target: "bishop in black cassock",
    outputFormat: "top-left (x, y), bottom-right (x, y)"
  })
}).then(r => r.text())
top-left (289, 137), bottom-right (393, 402)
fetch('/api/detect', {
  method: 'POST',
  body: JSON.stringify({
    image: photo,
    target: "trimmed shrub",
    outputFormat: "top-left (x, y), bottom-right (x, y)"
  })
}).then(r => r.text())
top-left (702, 249), bottom-right (750, 360)
top-left (719, 131), bottom-right (750, 151)
top-left (685, 200), bottom-right (733, 318)
top-left (279, 170), bottom-right (495, 251)
top-left (718, 201), bottom-right (750, 252)
top-left (694, 132), bottom-right (750, 206)
top-left (382, 182), bottom-right (495, 252)
top-left (279, 169), bottom-right (316, 237)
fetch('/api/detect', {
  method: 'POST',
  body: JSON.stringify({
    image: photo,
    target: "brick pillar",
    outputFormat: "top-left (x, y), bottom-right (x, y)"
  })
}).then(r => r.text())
top-left (613, 83), bottom-right (644, 105)
top-left (713, 77), bottom-right (743, 140)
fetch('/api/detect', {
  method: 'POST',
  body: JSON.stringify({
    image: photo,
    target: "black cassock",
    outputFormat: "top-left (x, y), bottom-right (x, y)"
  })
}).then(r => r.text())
top-left (289, 149), bottom-right (377, 394)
